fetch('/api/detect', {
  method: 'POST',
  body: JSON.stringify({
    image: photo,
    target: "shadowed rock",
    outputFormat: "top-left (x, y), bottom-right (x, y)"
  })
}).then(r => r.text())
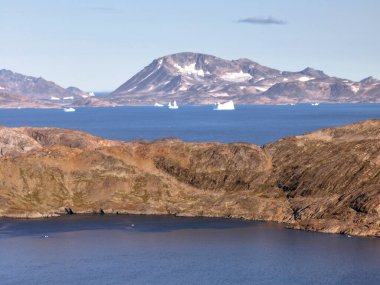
top-left (65, 208), bottom-right (74, 215)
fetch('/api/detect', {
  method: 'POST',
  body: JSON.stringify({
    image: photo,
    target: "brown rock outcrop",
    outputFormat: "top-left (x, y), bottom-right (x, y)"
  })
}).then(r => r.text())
top-left (0, 121), bottom-right (379, 237)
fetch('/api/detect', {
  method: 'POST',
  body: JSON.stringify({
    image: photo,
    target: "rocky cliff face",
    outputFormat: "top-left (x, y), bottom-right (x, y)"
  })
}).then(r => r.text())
top-left (0, 121), bottom-right (379, 237)
top-left (110, 52), bottom-right (380, 105)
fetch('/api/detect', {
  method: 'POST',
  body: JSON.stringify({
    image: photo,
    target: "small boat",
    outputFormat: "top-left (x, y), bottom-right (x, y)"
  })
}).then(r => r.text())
top-left (311, 103), bottom-right (320, 106)
top-left (168, 101), bottom-right (179, 109)
top-left (214, 100), bottom-right (235, 110)
top-left (154, 102), bottom-right (164, 107)
top-left (63, 107), bottom-right (76, 112)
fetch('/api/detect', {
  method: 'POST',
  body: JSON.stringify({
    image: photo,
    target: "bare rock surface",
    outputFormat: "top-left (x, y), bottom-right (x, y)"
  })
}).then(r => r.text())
top-left (0, 120), bottom-right (379, 237)
top-left (109, 52), bottom-right (380, 105)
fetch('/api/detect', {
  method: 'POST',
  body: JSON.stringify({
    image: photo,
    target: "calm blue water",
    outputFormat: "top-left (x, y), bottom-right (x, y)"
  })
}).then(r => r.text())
top-left (0, 104), bottom-right (379, 145)
top-left (0, 215), bottom-right (379, 285)
top-left (1, 104), bottom-right (380, 284)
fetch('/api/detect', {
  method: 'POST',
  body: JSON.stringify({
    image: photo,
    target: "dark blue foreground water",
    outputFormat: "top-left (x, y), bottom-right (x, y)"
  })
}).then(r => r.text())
top-left (0, 104), bottom-right (379, 145)
top-left (0, 215), bottom-right (379, 285)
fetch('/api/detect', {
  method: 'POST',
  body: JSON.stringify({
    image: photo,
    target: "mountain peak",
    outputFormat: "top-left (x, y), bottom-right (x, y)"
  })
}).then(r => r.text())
top-left (0, 69), bottom-right (15, 76)
top-left (360, 76), bottom-right (379, 84)
top-left (160, 51), bottom-right (216, 59)
top-left (300, 67), bottom-right (327, 78)
top-left (111, 52), bottom-right (282, 100)
top-left (110, 52), bottom-right (380, 105)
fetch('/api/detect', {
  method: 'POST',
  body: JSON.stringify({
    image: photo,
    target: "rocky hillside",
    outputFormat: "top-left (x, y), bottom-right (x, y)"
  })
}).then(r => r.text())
top-left (0, 69), bottom-right (102, 108)
top-left (0, 121), bottom-right (379, 237)
top-left (110, 52), bottom-right (380, 105)
top-left (0, 91), bottom-right (57, 108)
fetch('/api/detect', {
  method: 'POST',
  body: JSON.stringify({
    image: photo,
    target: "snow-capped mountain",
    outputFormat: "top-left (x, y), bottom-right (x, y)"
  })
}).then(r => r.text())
top-left (110, 52), bottom-right (380, 105)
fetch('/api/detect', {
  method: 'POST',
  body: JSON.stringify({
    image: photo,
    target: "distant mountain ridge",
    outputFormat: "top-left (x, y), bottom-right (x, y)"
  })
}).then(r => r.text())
top-left (0, 69), bottom-right (108, 108)
top-left (1, 53), bottom-right (379, 108)
top-left (0, 69), bottom-right (88, 100)
top-left (110, 52), bottom-right (380, 105)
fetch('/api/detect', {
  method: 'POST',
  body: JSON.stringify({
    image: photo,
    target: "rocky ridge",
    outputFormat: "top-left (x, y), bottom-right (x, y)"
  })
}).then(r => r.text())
top-left (0, 121), bottom-right (379, 237)
top-left (110, 52), bottom-right (380, 105)
top-left (2, 53), bottom-right (380, 107)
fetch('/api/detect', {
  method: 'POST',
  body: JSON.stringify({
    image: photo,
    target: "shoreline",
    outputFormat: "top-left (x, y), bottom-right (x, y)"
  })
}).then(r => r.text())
top-left (1, 102), bottom-right (380, 110)
top-left (1, 211), bottom-right (378, 239)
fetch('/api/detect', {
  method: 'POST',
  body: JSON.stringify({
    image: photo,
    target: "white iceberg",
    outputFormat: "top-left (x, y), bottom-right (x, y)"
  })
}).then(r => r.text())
top-left (168, 101), bottom-right (179, 109)
top-left (214, 100), bottom-right (235, 110)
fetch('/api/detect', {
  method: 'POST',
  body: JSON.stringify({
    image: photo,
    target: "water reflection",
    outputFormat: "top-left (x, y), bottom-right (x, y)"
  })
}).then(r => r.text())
top-left (0, 215), bottom-right (379, 285)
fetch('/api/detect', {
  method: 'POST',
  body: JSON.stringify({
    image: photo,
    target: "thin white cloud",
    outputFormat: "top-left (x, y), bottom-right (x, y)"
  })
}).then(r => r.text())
top-left (238, 17), bottom-right (286, 25)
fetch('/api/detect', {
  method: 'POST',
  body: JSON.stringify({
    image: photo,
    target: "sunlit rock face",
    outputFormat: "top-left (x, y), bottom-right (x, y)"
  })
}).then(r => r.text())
top-left (0, 120), bottom-right (379, 237)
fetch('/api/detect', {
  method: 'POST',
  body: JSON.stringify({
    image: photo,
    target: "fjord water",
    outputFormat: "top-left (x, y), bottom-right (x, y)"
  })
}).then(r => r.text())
top-left (1, 104), bottom-right (380, 284)
top-left (0, 104), bottom-right (379, 145)
top-left (0, 216), bottom-right (379, 285)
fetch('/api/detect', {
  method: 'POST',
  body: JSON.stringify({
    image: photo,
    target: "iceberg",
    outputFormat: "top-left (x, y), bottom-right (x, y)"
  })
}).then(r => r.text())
top-left (214, 100), bottom-right (235, 110)
top-left (63, 107), bottom-right (76, 112)
top-left (168, 101), bottom-right (179, 109)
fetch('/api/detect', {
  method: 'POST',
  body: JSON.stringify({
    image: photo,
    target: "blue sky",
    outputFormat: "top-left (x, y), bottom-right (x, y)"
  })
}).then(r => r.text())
top-left (0, 0), bottom-right (379, 91)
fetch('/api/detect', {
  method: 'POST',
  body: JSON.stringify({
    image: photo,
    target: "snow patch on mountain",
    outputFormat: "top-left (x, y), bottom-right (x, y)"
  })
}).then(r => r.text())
top-left (255, 86), bottom-right (269, 92)
top-left (211, 92), bottom-right (229, 97)
top-left (174, 63), bottom-right (204, 77)
top-left (351, 85), bottom-right (360, 93)
top-left (179, 85), bottom-right (188, 91)
top-left (298, 76), bottom-right (314, 82)
top-left (220, 71), bottom-right (252, 82)
top-left (139, 66), bottom-right (160, 83)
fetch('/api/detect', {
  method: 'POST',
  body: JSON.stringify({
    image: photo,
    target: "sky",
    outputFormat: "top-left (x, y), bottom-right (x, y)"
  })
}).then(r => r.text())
top-left (0, 0), bottom-right (379, 91)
